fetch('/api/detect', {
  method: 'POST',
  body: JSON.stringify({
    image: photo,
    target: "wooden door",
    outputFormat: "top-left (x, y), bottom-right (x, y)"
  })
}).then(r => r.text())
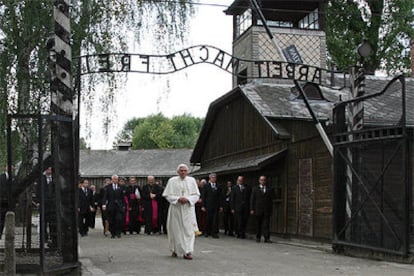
top-left (298, 158), bottom-right (314, 236)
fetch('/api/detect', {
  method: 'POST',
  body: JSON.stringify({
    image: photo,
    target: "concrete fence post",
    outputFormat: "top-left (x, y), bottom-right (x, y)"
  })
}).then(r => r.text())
top-left (4, 211), bottom-right (16, 275)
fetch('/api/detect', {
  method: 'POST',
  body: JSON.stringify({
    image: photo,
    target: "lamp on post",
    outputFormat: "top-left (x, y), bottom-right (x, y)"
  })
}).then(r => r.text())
top-left (353, 39), bottom-right (373, 98)
top-left (357, 39), bottom-right (373, 62)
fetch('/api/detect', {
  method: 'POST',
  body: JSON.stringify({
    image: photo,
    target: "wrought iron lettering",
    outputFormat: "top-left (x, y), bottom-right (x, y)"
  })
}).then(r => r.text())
top-left (77, 45), bottom-right (341, 88)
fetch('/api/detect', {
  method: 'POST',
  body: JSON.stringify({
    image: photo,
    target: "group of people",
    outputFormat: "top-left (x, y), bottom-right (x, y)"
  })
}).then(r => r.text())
top-left (79, 168), bottom-right (275, 260)
top-left (78, 175), bottom-right (169, 239)
top-left (78, 164), bottom-right (200, 260)
top-left (196, 174), bottom-right (275, 243)
top-left (1, 163), bottom-right (275, 260)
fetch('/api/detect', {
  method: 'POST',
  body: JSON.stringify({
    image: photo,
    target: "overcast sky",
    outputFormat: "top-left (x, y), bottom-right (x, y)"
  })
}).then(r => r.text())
top-left (82, 0), bottom-right (234, 149)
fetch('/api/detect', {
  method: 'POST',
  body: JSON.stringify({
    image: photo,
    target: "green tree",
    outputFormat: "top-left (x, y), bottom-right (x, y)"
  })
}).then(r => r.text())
top-left (326, 0), bottom-right (414, 74)
top-left (115, 117), bottom-right (146, 144)
top-left (132, 113), bottom-right (169, 149)
top-left (0, 0), bottom-right (194, 168)
top-left (126, 113), bottom-right (204, 149)
top-left (170, 114), bottom-right (204, 148)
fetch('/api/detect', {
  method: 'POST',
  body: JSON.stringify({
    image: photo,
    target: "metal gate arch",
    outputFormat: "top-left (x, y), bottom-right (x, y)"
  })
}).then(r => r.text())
top-left (332, 75), bottom-right (411, 256)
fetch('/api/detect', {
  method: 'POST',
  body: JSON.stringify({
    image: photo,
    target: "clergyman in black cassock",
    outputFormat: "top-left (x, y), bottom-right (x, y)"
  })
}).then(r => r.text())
top-left (141, 176), bottom-right (163, 234)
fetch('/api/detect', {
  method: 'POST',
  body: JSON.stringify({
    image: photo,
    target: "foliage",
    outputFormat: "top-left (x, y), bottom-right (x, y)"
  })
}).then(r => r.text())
top-left (127, 113), bottom-right (204, 149)
top-left (115, 117), bottom-right (146, 144)
top-left (326, 0), bottom-right (414, 74)
top-left (170, 115), bottom-right (204, 148)
top-left (0, 0), bottom-right (194, 166)
top-left (79, 137), bottom-right (89, 150)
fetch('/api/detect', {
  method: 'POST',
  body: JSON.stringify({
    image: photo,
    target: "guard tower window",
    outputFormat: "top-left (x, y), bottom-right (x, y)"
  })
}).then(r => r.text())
top-left (299, 9), bottom-right (319, 30)
top-left (236, 8), bottom-right (252, 37)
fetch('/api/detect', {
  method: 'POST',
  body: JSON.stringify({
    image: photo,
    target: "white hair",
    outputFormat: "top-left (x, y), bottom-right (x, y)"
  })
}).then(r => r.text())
top-left (176, 163), bottom-right (189, 172)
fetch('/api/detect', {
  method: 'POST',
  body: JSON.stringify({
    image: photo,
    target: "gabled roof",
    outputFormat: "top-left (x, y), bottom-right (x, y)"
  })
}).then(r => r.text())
top-left (80, 149), bottom-right (196, 177)
top-left (192, 148), bottom-right (287, 176)
top-left (191, 76), bottom-right (414, 164)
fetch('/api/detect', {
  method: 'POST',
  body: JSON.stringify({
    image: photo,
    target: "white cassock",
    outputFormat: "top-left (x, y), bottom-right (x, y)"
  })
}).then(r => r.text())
top-left (162, 175), bottom-right (200, 255)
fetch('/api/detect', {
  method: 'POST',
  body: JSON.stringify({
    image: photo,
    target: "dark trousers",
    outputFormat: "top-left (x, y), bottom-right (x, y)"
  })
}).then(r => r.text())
top-left (205, 208), bottom-right (219, 235)
top-left (101, 208), bottom-right (108, 228)
top-left (44, 208), bottom-right (57, 246)
top-left (255, 213), bottom-right (270, 240)
top-left (88, 211), bottom-right (96, 229)
top-left (79, 212), bottom-right (89, 235)
top-left (234, 210), bottom-right (248, 237)
top-left (108, 209), bottom-right (123, 236)
top-left (223, 209), bottom-right (234, 234)
top-left (160, 207), bottom-right (168, 234)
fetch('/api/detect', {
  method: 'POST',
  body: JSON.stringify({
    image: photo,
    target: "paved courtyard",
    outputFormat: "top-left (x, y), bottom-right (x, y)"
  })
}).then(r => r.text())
top-left (79, 221), bottom-right (413, 276)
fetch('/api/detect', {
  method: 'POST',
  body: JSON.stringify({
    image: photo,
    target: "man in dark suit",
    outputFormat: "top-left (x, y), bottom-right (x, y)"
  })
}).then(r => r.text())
top-left (34, 166), bottom-right (58, 247)
top-left (102, 175), bottom-right (126, 238)
top-left (78, 179), bottom-right (94, 237)
top-left (231, 176), bottom-right (251, 239)
top-left (201, 173), bottom-right (223, 238)
top-left (250, 175), bottom-right (275, 243)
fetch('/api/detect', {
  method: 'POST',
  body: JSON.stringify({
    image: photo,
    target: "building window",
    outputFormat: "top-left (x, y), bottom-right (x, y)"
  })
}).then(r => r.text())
top-left (236, 9), bottom-right (252, 37)
top-left (299, 9), bottom-right (319, 30)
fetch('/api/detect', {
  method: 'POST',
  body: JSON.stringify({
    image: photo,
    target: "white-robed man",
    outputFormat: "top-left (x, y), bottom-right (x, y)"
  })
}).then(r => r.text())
top-left (162, 164), bottom-right (200, 260)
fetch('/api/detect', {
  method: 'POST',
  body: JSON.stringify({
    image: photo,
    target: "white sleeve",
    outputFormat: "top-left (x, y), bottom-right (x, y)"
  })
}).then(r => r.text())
top-left (165, 195), bottom-right (179, 205)
top-left (135, 188), bottom-right (141, 199)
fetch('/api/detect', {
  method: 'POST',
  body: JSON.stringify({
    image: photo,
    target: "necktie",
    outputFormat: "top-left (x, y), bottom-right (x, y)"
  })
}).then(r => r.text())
top-left (212, 183), bottom-right (216, 190)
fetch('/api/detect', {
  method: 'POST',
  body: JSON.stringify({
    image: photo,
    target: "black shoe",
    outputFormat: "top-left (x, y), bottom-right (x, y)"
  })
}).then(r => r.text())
top-left (264, 239), bottom-right (273, 243)
top-left (241, 234), bottom-right (246, 239)
top-left (212, 235), bottom-right (219, 239)
top-left (204, 234), bottom-right (209, 237)
top-left (228, 232), bottom-right (234, 237)
top-left (117, 234), bottom-right (121, 238)
top-left (256, 238), bottom-right (261, 243)
top-left (111, 235), bottom-right (115, 239)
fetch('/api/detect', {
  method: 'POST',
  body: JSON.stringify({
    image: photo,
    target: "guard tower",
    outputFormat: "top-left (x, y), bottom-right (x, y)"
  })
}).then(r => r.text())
top-left (225, 0), bottom-right (327, 87)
